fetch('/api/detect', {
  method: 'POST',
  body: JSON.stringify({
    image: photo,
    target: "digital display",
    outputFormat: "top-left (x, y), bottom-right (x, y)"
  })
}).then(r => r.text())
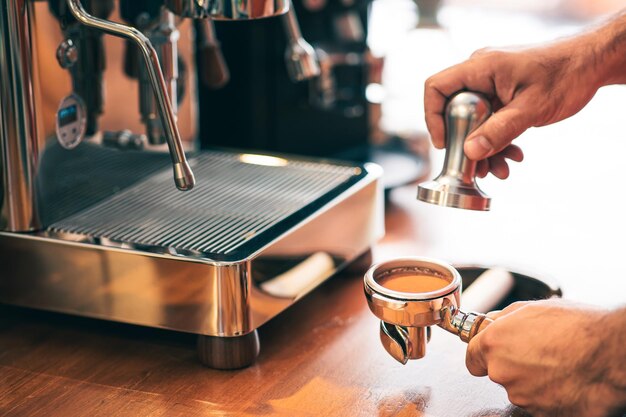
top-left (58, 105), bottom-right (78, 127)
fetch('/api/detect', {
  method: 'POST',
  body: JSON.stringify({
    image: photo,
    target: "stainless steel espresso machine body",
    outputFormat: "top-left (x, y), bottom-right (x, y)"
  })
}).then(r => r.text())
top-left (0, 0), bottom-right (383, 369)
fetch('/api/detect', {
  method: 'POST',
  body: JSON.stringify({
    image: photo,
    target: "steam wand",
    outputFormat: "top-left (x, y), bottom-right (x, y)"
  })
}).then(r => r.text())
top-left (66, 0), bottom-right (195, 191)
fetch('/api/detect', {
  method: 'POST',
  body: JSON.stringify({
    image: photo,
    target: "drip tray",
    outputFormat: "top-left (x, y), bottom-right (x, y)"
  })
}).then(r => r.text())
top-left (49, 151), bottom-right (367, 261)
top-left (0, 148), bottom-right (383, 369)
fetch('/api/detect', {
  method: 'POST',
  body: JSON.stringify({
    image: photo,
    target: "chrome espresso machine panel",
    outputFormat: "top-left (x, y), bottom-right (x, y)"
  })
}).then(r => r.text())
top-left (0, 0), bottom-right (382, 369)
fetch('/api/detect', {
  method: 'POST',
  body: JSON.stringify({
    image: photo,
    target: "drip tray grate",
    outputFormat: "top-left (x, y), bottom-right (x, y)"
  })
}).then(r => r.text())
top-left (49, 152), bottom-right (361, 258)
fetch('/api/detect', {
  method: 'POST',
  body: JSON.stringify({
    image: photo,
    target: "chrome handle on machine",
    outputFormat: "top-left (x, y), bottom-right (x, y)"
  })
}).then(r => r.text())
top-left (66, 0), bottom-right (195, 191)
top-left (282, 0), bottom-right (320, 82)
top-left (198, 19), bottom-right (230, 89)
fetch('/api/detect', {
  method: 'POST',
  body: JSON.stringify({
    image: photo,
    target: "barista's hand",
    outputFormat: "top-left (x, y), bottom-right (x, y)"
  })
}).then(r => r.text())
top-left (424, 10), bottom-right (626, 179)
top-left (466, 299), bottom-right (626, 417)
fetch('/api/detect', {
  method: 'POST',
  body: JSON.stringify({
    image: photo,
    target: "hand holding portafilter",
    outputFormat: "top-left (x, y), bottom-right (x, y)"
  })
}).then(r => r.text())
top-left (364, 258), bottom-right (492, 364)
top-left (418, 91), bottom-right (492, 211)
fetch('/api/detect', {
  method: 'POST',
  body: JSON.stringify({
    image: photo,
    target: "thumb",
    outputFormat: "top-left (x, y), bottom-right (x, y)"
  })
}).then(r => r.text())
top-left (464, 100), bottom-right (534, 160)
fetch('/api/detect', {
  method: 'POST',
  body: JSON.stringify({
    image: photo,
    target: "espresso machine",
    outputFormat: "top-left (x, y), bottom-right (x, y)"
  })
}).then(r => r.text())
top-left (198, 0), bottom-right (372, 157)
top-left (0, 0), bottom-right (383, 369)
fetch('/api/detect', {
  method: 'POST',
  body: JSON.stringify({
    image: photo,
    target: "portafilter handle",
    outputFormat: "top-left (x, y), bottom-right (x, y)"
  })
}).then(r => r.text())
top-left (380, 307), bottom-right (492, 365)
top-left (439, 305), bottom-right (493, 343)
top-left (417, 91), bottom-right (492, 211)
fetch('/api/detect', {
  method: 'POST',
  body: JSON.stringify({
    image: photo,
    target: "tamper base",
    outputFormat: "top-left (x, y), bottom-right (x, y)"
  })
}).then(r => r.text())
top-left (417, 179), bottom-right (490, 211)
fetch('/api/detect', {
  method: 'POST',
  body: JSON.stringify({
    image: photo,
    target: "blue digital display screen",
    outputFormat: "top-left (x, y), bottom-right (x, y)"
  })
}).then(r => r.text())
top-left (58, 105), bottom-right (78, 127)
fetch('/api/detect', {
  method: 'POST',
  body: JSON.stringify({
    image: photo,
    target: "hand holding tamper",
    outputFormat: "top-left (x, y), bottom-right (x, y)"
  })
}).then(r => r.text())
top-left (364, 258), bottom-right (492, 364)
top-left (418, 91), bottom-right (492, 211)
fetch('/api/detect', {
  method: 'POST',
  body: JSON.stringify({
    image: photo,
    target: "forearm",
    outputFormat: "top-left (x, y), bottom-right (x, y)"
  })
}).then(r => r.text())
top-left (590, 307), bottom-right (626, 413)
top-left (587, 9), bottom-right (626, 86)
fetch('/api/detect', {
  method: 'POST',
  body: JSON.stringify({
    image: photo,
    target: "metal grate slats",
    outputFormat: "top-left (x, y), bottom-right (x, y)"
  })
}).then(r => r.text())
top-left (49, 152), bottom-right (358, 256)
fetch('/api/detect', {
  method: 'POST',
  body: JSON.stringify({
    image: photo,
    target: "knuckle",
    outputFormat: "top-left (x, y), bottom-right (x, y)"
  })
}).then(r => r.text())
top-left (465, 359), bottom-right (486, 377)
top-left (424, 76), bottom-right (437, 91)
top-left (507, 392), bottom-right (531, 408)
top-left (465, 346), bottom-right (486, 377)
top-left (467, 367), bottom-right (484, 377)
top-left (488, 113), bottom-right (510, 137)
top-left (470, 47), bottom-right (501, 61)
top-left (478, 328), bottom-right (496, 352)
top-left (470, 47), bottom-right (490, 59)
top-left (487, 365), bottom-right (511, 386)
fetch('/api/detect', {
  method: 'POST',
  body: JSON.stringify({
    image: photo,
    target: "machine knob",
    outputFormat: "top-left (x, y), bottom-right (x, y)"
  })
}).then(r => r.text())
top-left (417, 91), bottom-right (492, 211)
top-left (56, 39), bottom-right (78, 69)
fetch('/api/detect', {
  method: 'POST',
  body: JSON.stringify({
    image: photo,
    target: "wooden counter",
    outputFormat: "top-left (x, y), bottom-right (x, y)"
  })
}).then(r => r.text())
top-left (0, 251), bottom-right (519, 417)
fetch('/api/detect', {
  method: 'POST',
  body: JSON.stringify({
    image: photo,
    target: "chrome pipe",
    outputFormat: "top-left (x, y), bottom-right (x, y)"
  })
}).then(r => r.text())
top-left (0, 0), bottom-right (42, 231)
top-left (138, 9), bottom-right (180, 145)
top-left (66, 0), bottom-right (195, 191)
top-left (282, 0), bottom-right (319, 82)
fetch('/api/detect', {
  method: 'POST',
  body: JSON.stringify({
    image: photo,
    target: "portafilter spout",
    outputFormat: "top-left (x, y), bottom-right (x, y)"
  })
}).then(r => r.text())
top-left (364, 257), bottom-right (492, 364)
top-left (66, 0), bottom-right (195, 191)
top-left (418, 91), bottom-right (492, 211)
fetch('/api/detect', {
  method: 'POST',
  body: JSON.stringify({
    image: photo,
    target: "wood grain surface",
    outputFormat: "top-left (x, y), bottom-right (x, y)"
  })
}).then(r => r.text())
top-left (0, 179), bottom-right (542, 417)
top-left (0, 264), bottom-right (524, 417)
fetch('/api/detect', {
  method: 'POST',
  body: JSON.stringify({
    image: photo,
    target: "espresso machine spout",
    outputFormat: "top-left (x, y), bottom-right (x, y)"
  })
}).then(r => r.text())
top-left (66, 0), bottom-right (195, 191)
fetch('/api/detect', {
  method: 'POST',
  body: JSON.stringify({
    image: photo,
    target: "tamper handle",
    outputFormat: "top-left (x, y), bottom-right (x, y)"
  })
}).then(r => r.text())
top-left (442, 92), bottom-right (491, 183)
top-left (417, 91), bottom-right (492, 210)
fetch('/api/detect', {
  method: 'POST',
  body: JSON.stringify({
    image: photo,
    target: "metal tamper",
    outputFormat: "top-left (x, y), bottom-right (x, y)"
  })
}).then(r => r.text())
top-left (418, 91), bottom-right (492, 211)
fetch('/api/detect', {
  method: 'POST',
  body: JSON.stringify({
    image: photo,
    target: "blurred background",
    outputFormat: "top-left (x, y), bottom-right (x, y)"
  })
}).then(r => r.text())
top-left (368, 0), bottom-right (624, 144)
top-left (368, 0), bottom-right (626, 307)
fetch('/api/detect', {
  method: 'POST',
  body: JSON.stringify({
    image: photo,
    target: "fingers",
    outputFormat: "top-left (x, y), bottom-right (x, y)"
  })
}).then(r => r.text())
top-left (464, 99), bottom-right (534, 160)
top-left (500, 144), bottom-right (524, 162)
top-left (476, 145), bottom-right (524, 179)
top-left (477, 160), bottom-right (489, 178)
top-left (466, 333), bottom-right (488, 377)
top-left (500, 300), bottom-right (532, 315)
top-left (488, 155), bottom-right (510, 179)
top-left (466, 302), bottom-right (530, 378)
top-left (424, 62), bottom-right (498, 149)
top-left (485, 309), bottom-right (503, 320)
top-left (483, 301), bottom-right (530, 322)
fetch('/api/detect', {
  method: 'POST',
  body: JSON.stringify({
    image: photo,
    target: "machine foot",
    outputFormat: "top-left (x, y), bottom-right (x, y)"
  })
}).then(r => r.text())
top-left (197, 330), bottom-right (260, 370)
